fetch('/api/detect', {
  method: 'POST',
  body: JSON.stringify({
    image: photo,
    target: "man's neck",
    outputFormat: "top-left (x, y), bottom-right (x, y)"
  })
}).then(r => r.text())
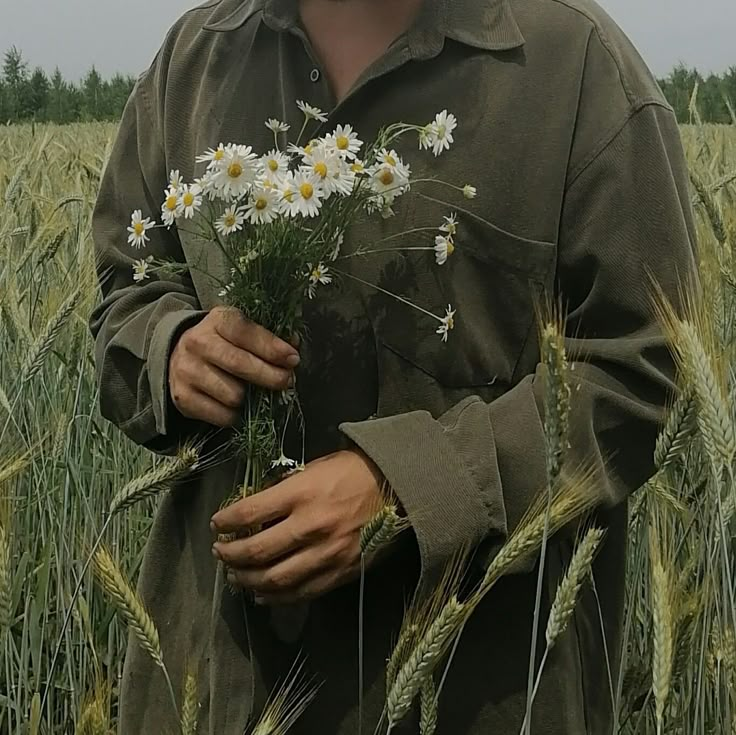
top-left (298, 0), bottom-right (427, 102)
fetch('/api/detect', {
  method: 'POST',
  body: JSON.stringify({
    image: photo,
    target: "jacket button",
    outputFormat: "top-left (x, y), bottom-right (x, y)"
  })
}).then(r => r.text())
top-left (310, 68), bottom-right (321, 83)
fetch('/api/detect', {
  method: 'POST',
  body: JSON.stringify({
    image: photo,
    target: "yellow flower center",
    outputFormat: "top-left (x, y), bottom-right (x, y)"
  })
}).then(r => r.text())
top-left (437, 124), bottom-right (447, 139)
top-left (312, 268), bottom-right (320, 280)
top-left (304, 144), bottom-right (314, 156)
top-left (447, 240), bottom-right (455, 256)
top-left (224, 214), bottom-right (236, 227)
top-left (134, 222), bottom-right (145, 236)
top-left (255, 197), bottom-right (268, 211)
top-left (228, 162), bottom-right (243, 179)
top-left (379, 170), bottom-right (395, 187)
top-left (314, 162), bottom-right (328, 179)
top-left (268, 159), bottom-right (279, 172)
top-left (183, 192), bottom-right (194, 207)
top-left (300, 183), bottom-right (314, 200)
top-left (385, 154), bottom-right (397, 167)
top-left (351, 162), bottom-right (364, 173)
top-left (214, 149), bottom-right (225, 161)
top-left (447, 315), bottom-right (454, 330)
top-left (336, 135), bottom-right (350, 150)
top-left (283, 187), bottom-right (295, 203)
top-left (165, 195), bottom-right (178, 211)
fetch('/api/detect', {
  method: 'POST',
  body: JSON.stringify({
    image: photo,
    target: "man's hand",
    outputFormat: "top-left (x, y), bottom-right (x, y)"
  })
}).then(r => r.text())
top-left (210, 449), bottom-right (385, 604)
top-left (169, 306), bottom-right (300, 427)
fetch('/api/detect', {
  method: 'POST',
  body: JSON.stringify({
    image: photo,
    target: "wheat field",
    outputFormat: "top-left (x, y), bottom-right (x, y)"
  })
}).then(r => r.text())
top-left (0, 121), bottom-right (735, 734)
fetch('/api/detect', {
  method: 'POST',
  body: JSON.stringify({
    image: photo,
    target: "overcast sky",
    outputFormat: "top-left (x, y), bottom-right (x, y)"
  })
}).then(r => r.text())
top-left (0, 0), bottom-right (733, 81)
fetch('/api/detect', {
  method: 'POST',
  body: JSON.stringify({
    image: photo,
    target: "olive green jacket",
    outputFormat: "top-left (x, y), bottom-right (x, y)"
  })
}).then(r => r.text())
top-left (90, 0), bottom-right (698, 732)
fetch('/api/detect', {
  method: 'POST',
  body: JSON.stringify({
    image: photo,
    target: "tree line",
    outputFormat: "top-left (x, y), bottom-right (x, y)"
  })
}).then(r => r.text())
top-left (1, 47), bottom-right (735, 126)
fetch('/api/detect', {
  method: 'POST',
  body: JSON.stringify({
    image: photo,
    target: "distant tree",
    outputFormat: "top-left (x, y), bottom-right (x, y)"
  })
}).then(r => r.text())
top-left (81, 65), bottom-right (103, 120)
top-left (28, 67), bottom-right (50, 121)
top-left (2, 46), bottom-right (30, 120)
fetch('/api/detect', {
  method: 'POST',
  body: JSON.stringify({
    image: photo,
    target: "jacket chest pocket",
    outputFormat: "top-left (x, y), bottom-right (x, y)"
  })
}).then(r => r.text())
top-left (361, 201), bottom-right (557, 407)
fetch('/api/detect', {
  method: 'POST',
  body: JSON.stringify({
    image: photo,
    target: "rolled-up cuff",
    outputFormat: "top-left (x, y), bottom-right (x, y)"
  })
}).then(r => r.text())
top-left (148, 308), bottom-right (207, 437)
top-left (340, 409), bottom-right (496, 595)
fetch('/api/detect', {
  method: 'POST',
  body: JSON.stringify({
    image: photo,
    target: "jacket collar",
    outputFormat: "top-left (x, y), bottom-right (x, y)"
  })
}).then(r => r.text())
top-left (203, 0), bottom-right (525, 52)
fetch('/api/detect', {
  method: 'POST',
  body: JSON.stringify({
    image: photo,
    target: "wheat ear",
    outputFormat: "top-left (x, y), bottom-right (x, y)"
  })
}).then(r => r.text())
top-left (675, 322), bottom-right (735, 466)
top-left (0, 519), bottom-right (11, 632)
top-left (546, 528), bottom-right (605, 647)
top-left (21, 289), bottom-right (81, 383)
top-left (540, 321), bottom-right (571, 486)
top-left (387, 597), bottom-right (466, 728)
top-left (76, 679), bottom-right (110, 735)
top-left (419, 677), bottom-right (438, 735)
top-left (250, 656), bottom-right (320, 735)
top-left (649, 526), bottom-right (675, 735)
top-left (108, 445), bottom-right (199, 516)
top-left (92, 545), bottom-right (163, 668)
top-left (654, 390), bottom-right (697, 471)
top-left (181, 663), bottom-right (199, 735)
top-left (360, 505), bottom-right (410, 556)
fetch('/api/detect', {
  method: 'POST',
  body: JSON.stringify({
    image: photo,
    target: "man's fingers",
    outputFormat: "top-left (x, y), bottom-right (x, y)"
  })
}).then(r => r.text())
top-left (192, 362), bottom-right (246, 409)
top-left (208, 340), bottom-right (293, 391)
top-left (175, 389), bottom-right (240, 428)
top-left (211, 484), bottom-right (295, 534)
top-left (213, 518), bottom-right (304, 568)
top-left (214, 308), bottom-right (300, 369)
top-left (226, 546), bottom-right (329, 595)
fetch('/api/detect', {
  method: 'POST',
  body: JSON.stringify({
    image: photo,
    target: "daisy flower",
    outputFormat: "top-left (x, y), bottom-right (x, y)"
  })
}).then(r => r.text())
top-left (297, 100), bottom-right (328, 123)
top-left (463, 184), bottom-right (477, 200)
top-left (265, 118), bottom-right (290, 134)
top-left (436, 305), bottom-right (456, 342)
top-left (196, 144), bottom-right (226, 167)
top-left (307, 262), bottom-right (332, 299)
top-left (324, 124), bottom-right (363, 159)
top-left (195, 170), bottom-right (218, 201)
top-left (245, 186), bottom-right (280, 225)
top-left (180, 183), bottom-right (203, 219)
top-left (260, 149), bottom-right (290, 180)
top-left (169, 169), bottom-right (183, 190)
top-left (161, 187), bottom-right (182, 227)
top-left (215, 205), bottom-right (246, 236)
top-left (211, 144), bottom-right (258, 200)
top-left (368, 155), bottom-right (411, 203)
top-left (440, 213), bottom-right (458, 237)
top-left (271, 452), bottom-right (298, 470)
top-left (218, 282), bottom-right (234, 298)
top-left (434, 235), bottom-right (455, 265)
top-left (302, 146), bottom-right (354, 197)
top-left (426, 110), bottom-right (458, 157)
top-left (288, 171), bottom-right (324, 218)
top-left (127, 210), bottom-right (155, 249)
top-left (132, 256), bottom-right (153, 283)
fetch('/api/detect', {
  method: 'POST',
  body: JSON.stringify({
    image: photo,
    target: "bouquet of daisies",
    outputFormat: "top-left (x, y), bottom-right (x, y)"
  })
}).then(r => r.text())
top-left (127, 101), bottom-right (474, 493)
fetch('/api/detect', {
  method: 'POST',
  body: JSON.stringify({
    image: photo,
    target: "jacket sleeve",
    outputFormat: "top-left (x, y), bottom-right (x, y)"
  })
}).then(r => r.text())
top-left (340, 102), bottom-right (699, 591)
top-left (89, 72), bottom-right (207, 454)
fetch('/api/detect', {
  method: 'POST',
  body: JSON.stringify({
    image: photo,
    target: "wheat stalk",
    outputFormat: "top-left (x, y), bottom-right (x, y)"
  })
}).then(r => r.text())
top-left (21, 289), bottom-right (81, 383)
top-left (0, 513), bottom-right (12, 632)
top-left (108, 445), bottom-right (200, 516)
top-left (419, 677), bottom-right (438, 735)
top-left (387, 596), bottom-right (466, 728)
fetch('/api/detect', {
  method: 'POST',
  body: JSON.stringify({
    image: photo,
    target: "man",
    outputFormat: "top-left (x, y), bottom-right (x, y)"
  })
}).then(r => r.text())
top-left (91, 0), bottom-right (697, 732)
